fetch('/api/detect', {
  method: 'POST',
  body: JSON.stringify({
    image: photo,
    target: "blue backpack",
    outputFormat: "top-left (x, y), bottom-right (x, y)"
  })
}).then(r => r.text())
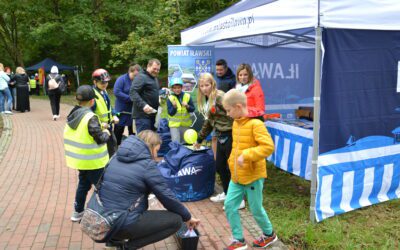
top-left (158, 142), bottom-right (215, 202)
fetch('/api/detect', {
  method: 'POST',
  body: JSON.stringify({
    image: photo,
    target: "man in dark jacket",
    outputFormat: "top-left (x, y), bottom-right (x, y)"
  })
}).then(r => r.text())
top-left (215, 59), bottom-right (236, 93)
top-left (129, 59), bottom-right (161, 133)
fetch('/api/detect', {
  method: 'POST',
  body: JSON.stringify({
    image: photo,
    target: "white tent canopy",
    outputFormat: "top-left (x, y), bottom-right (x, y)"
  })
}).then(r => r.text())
top-left (181, 0), bottom-right (400, 222)
top-left (181, 0), bottom-right (400, 46)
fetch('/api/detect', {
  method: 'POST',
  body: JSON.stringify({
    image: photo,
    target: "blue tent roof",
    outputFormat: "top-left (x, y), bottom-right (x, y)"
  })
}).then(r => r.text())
top-left (26, 58), bottom-right (75, 72)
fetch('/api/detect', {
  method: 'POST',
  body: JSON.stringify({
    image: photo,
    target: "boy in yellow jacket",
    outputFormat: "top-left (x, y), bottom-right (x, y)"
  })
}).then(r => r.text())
top-left (222, 89), bottom-right (277, 250)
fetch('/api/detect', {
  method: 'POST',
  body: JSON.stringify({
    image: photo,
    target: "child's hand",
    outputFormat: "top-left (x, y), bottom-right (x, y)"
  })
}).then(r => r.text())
top-left (237, 154), bottom-right (244, 167)
top-left (193, 142), bottom-right (201, 150)
top-left (172, 100), bottom-right (177, 108)
top-left (112, 116), bottom-right (119, 124)
top-left (101, 123), bottom-right (109, 129)
top-left (182, 101), bottom-right (188, 108)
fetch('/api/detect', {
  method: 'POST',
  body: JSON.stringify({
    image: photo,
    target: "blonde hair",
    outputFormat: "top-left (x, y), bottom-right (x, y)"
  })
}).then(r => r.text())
top-left (223, 89), bottom-right (247, 108)
top-left (236, 63), bottom-right (254, 85)
top-left (197, 73), bottom-right (223, 116)
top-left (16, 66), bottom-right (25, 74)
top-left (137, 130), bottom-right (162, 155)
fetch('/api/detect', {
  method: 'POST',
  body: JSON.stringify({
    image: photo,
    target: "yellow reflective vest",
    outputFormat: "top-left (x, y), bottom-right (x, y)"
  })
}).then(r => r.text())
top-left (168, 93), bottom-right (192, 128)
top-left (29, 79), bottom-right (37, 89)
top-left (64, 112), bottom-right (109, 170)
top-left (94, 88), bottom-right (111, 123)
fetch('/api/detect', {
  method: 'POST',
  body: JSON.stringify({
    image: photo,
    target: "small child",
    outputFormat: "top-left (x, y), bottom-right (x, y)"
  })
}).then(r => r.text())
top-left (91, 68), bottom-right (119, 156)
top-left (166, 77), bottom-right (195, 143)
top-left (64, 85), bottom-right (110, 222)
top-left (222, 89), bottom-right (277, 250)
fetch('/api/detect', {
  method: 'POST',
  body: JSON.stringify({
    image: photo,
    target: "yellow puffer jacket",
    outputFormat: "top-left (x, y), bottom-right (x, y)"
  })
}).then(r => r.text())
top-left (228, 117), bottom-right (274, 185)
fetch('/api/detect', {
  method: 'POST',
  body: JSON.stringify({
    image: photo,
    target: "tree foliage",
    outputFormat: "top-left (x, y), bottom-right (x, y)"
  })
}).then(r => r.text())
top-left (0, 0), bottom-right (235, 74)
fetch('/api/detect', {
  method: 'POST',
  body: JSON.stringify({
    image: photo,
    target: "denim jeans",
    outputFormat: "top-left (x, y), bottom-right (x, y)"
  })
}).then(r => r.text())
top-left (0, 88), bottom-right (13, 112)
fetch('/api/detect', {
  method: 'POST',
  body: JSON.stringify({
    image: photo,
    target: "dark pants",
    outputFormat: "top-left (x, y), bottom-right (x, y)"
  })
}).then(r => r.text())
top-left (74, 168), bottom-right (104, 213)
top-left (135, 116), bottom-right (156, 133)
top-left (48, 89), bottom-right (61, 115)
top-left (216, 134), bottom-right (232, 194)
top-left (107, 129), bottom-right (117, 157)
top-left (114, 125), bottom-right (134, 145)
top-left (113, 211), bottom-right (182, 250)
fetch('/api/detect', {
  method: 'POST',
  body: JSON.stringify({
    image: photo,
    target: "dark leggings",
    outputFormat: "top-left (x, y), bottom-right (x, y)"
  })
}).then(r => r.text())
top-left (113, 210), bottom-right (182, 250)
top-left (74, 168), bottom-right (104, 213)
top-left (114, 125), bottom-right (134, 145)
top-left (48, 90), bottom-right (61, 115)
top-left (215, 134), bottom-right (232, 194)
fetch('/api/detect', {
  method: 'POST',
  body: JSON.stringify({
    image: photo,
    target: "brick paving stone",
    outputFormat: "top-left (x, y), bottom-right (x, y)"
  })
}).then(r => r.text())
top-left (0, 99), bottom-right (288, 250)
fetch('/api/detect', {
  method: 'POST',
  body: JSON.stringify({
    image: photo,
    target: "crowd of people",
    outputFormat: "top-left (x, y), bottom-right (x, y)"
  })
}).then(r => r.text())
top-left (61, 57), bottom-right (275, 250)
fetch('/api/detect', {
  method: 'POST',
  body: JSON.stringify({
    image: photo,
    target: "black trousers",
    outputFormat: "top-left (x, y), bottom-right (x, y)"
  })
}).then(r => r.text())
top-left (215, 134), bottom-right (233, 194)
top-left (113, 210), bottom-right (182, 250)
top-left (48, 89), bottom-right (61, 115)
top-left (114, 125), bottom-right (134, 145)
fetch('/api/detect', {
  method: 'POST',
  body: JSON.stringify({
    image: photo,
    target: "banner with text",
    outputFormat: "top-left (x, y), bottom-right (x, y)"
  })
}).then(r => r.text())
top-left (168, 45), bottom-right (215, 130)
top-left (216, 47), bottom-right (315, 118)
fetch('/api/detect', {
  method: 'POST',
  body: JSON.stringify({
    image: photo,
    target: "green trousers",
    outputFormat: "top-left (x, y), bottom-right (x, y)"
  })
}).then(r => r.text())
top-left (224, 178), bottom-right (273, 240)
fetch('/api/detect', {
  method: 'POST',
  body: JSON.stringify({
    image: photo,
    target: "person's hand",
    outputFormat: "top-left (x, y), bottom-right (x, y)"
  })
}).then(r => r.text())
top-left (182, 101), bottom-right (188, 108)
top-left (143, 104), bottom-right (152, 113)
top-left (101, 123), bottom-right (109, 129)
top-left (185, 217), bottom-right (200, 230)
top-left (237, 154), bottom-right (244, 167)
top-left (171, 100), bottom-right (177, 108)
top-left (113, 116), bottom-right (119, 124)
top-left (193, 142), bottom-right (201, 150)
top-left (103, 129), bottom-right (111, 136)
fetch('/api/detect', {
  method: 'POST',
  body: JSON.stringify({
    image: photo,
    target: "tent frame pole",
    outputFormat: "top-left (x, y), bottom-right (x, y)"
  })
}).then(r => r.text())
top-left (310, 26), bottom-right (322, 223)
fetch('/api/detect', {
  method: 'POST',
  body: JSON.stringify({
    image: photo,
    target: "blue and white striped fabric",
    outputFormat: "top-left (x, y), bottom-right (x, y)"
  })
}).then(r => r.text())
top-left (265, 121), bottom-right (313, 180)
top-left (315, 136), bottom-right (400, 222)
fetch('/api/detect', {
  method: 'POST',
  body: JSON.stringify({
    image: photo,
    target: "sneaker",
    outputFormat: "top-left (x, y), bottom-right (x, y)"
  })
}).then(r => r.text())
top-left (223, 200), bottom-right (245, 210)
top-left (252, 232), bottom-right (278, 248)
top-left (56, 114), bottom-right (60, 119)
top-left (210, 192), bottom-right (226, 202)
top-left (4, 111), bottom-right (13, 115)
top-left (224, 239), bottom-right (247, 250)
top-left (70, 211), bottom-right (84, 222)
top-left (53, 115), bottom-right (57, 121)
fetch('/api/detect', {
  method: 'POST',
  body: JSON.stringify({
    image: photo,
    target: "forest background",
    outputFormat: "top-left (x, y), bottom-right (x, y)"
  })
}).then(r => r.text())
top-left (0, 0), bottom-right (235, 81)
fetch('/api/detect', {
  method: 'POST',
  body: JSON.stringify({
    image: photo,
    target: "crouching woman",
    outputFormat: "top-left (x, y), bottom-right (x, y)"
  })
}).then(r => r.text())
top-left (99, 130), bottom-right (200, 249)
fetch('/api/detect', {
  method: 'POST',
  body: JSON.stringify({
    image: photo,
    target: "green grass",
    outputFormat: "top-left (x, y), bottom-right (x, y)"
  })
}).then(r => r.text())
top-left (264, 162), bottom-right (400, 249)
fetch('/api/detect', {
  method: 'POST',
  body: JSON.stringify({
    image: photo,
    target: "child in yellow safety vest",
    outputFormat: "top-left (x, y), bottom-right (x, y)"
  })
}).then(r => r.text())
top-left (166, 77), bottom-right (195, 143)
top-left (64, 85), bottom-right (110, 222)
top-left (91, 68), bottom-right (119, 157)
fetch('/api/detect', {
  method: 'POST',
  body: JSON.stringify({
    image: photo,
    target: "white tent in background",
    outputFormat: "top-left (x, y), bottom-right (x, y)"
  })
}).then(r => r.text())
top-left (181, 0), bottom-right (400, 222)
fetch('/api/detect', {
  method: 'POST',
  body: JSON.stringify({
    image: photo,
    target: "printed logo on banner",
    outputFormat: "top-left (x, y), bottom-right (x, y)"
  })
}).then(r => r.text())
top-left (195, 59), bottom-right (211, 76)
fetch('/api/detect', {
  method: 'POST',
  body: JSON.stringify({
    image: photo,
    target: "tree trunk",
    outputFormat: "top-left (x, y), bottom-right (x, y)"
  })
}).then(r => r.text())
top-left (93, 40), bottom-right (100, 68)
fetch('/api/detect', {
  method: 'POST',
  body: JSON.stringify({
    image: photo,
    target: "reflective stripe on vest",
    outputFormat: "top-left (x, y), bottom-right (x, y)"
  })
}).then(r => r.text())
top-left (168, 93), bottom-right (192, 128)
top-left (29, 79), bottom-right (37, 88)
top-left (64, 112), bottom-right (109, 170)
top-left (94, 88), bottom-right (111, 123)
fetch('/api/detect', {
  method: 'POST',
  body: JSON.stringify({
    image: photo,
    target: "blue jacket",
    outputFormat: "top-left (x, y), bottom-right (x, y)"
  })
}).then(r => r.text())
top-left (99, 135), bottom-right (191, 227)
top-left (114, 73), bottom-right (133, 114)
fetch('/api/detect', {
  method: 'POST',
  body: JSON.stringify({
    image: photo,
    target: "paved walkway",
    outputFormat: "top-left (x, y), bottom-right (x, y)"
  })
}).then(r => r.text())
top-left (0, 99), bottom-right (287, 250)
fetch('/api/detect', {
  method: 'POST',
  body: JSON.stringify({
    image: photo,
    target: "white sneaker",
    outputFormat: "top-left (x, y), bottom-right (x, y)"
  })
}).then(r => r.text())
top-left (223, 200), bottom-right (246, 210)
top-left (210, 192), bottom-right (226, 202)
top-left (53, 115), bottom-right (57, 121)
top-left (4, 111), bottom-right (13, 115)
top-left (70, 211), bottom-right (84, 222)
top-left (56, 115), bottom-right (60, 119)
